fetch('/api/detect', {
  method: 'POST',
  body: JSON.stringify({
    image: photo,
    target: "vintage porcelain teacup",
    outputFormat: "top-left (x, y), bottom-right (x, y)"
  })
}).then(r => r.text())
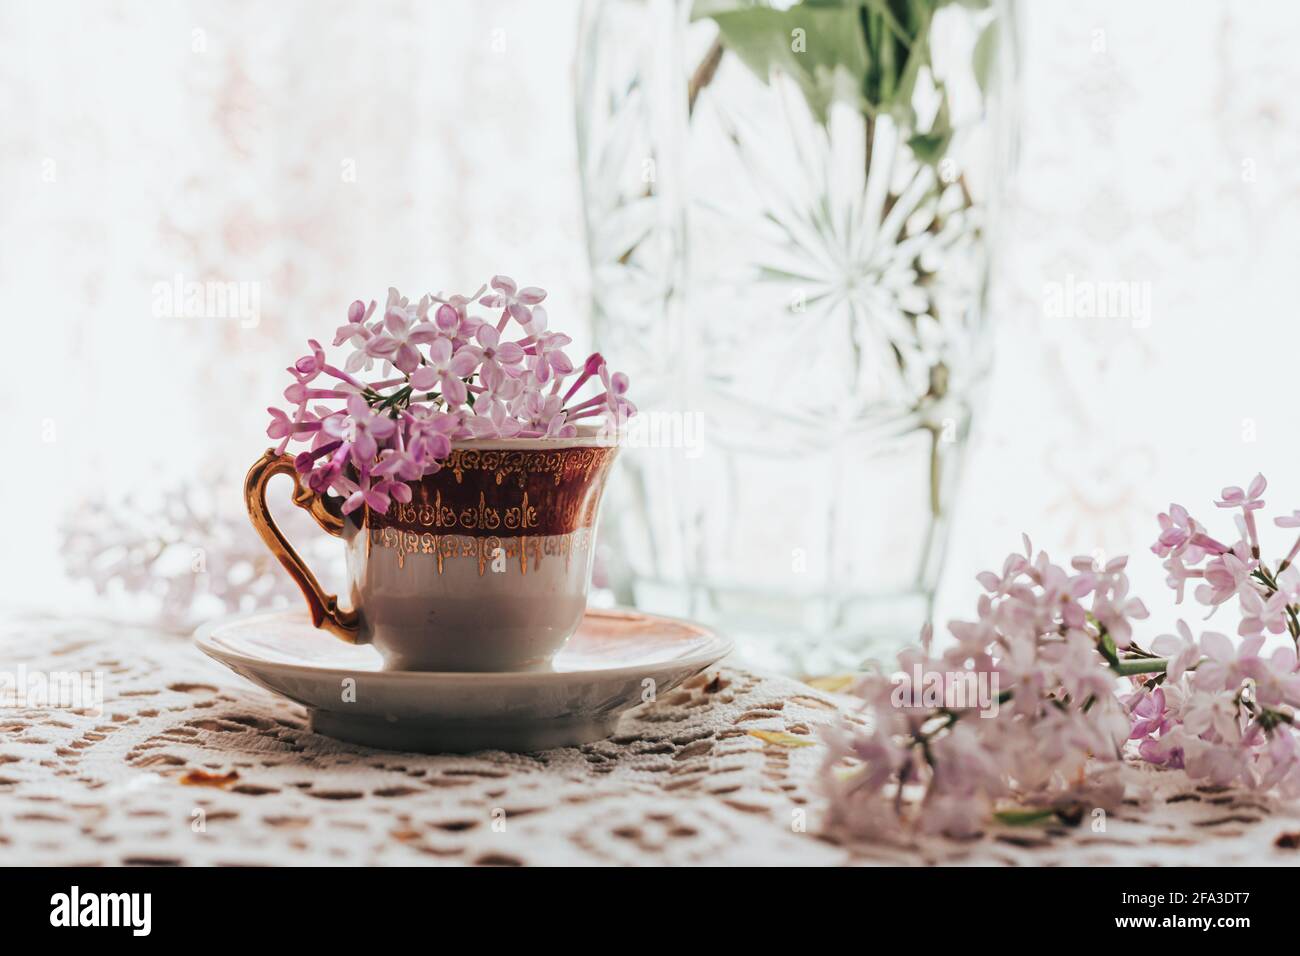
top-left (245, 434), bottom-right (618, 671)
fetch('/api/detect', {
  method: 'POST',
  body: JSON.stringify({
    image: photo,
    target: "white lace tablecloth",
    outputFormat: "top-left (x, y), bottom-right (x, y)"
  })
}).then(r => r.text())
top-left (3, 615), bottom-right (1300, 866)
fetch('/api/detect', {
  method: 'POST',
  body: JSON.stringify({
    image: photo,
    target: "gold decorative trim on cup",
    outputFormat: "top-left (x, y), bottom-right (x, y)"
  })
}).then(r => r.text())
top-left (244, 449), bottom-right (360, 642)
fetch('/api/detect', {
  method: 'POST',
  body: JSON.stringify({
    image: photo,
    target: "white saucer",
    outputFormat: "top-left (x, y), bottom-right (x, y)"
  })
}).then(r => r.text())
top-left (194, 608), bottom-right (732, 753)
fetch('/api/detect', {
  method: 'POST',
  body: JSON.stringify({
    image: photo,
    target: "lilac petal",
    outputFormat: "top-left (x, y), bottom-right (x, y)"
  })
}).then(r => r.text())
top-left (495, 341), bottom-right (525, 364)
top-left (266, 408), bottom-right (291, 439)
top-left (490, 274), bottom-right (517, 295)
top-left (427, 337), bottom-right (452, 366)
top-left (1199, 630), bottom-right (1233, 662)
top-left (354, 432), bottom-right (377, 463)
top-left (365, 336), bottom-right (399, 358)
top-left (384, 309), bottom-right (409, 335)
top-left (435, 303), bottom-right (460, 332)
top-left (408, 323), bottom-right (439, 345)
top-left (479, 363), bottom-right (504, 390)
top-left (441, 375), bottom-right (467, 406)
top-left (394, 343), bottom-right (421, 374)
top-left (1150, 634), bottom-right (1181, 657)
top-left (449, 348), bottom-right (479, 377)
top-left (517, 286), bottom-right (547, 304)
top-left (1240, 634), bottom-right (1266, 658)
top-left (497, 376), bottom-right (523, 401)
top-left (410, 367), bottom-right (438, 391)
top-left (477, 324), bottom-right (500, 349)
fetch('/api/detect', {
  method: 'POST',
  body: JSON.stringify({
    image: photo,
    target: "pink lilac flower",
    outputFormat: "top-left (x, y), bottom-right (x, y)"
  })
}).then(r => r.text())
top-left (1184, 731), bottom-right (1253, 787)
top-left (1216, 474), bottom-right (1267, 555)
top-left (517, 390), bottom-right (574, 438)
top-left (334, 300), bottom-right (375, 348)
top-left (1089, 565), bottom-right (1148, 648)
top-left (479, 274), bottom-right (546, 325)
top-left (599, 362), bottom-right (635, 417)
top-left (432, 300), bottom-right (483, 347)
top-left (291, 339), bottom-right (327, 383)
top-left (1237, 587), bottom-right (1292, 637)
top-left (520, 303), bottom-right (549, 337)
top-left (1191, 631), bottom-right (1264, 693)
top-left (464, 323), bottom-right (525, 380)
top-left (562, 352), bottom-right (607, 404)
top-left (476, 364), bottom-right (524, 427)
top-left (1253, 645), bottom-right (1300, 708)
top-left (266, 407), bottom-right (297, 444)
top-left (323, 394), bottom-right (397, 468)
top-left (340, 471), bottom-right (391, 516)
top-left (1150, 621), bottom-right (1202, 682)
top-left (526, 330), bottom-right (575, 385)
top-left (1138, 734), bottom-right (1185, 770)
top-left (402, 408), bottom-right (455, 470)
top-left (1194, 544), bottom-right (1255, 609)
top-left (409, 338), bottom-right (476, 405)
top-left (1128, 687), bottom-right (1171, 740)
top-left (1275, 511), bottom-right (1300, 571)
top-left (1162, 553), bottom-right (1202, 603)
top-left (365, 294), bottom-right (439, 374)
top-left (1152, 504), bottom-right (1206, 560)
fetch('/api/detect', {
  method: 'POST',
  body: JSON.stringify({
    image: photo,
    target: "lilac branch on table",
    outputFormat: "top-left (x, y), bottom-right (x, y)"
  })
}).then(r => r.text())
top-left (267, 277), bottom-right (636, 516)
top-left (821, 475), bottom-right (1300, 839)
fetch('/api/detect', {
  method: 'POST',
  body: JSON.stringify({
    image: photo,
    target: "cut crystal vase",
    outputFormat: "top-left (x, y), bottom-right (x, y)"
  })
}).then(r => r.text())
top-left (577, 0), bottom-right (1019, 675)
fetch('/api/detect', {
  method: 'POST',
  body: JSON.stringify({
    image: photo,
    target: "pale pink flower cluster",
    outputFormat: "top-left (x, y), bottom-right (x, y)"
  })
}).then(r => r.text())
top-left (821, 539), bottom-right (1144, 838)
top-left (266, 277), bottom-right (634, 515)
top-left (1132, 476), bottom-right (1300, 792)
top-left (823, 476), bottom-right (1300, 839)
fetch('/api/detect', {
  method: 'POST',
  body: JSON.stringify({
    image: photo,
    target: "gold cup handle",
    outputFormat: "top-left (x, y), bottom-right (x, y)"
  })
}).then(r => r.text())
top-left (244, 450), bottom-right (361, 642)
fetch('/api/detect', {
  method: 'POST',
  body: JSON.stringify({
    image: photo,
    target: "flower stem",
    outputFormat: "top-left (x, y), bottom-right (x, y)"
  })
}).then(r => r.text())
top-left (1111, 658), bottom-right (1170, 677)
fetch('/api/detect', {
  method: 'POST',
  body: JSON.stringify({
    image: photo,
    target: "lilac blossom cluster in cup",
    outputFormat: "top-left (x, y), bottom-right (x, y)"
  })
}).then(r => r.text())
top-left (266, 277), bottom-right (635, 516)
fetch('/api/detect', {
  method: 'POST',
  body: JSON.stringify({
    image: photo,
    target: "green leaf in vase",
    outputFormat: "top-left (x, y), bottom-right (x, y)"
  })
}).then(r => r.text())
top-left (971, 16), bottom-right (998, 96)
top-left (701, 4), bottom-right (872, 124)
top-left (694, 0), bottom-right (996, 167)
top-left (906, 94), bottom-right (952, 164)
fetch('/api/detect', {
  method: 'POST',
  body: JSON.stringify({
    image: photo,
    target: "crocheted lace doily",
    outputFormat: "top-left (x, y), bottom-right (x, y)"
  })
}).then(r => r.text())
top-left (2, 615), bottom-right (1298, 866)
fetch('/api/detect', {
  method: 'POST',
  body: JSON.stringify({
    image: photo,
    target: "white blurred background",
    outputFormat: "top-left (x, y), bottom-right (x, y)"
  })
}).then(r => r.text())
top-left (3, 0), bottom-right (1299, 640)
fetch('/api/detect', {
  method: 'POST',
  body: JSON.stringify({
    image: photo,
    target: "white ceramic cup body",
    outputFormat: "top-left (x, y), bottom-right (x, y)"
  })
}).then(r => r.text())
top-left (340, 435), bottom-right (617, 672)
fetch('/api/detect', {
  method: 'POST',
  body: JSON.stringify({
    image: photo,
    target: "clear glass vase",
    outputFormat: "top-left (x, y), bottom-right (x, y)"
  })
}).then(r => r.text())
top-left (577, 0), bottom-right (1019, 676)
